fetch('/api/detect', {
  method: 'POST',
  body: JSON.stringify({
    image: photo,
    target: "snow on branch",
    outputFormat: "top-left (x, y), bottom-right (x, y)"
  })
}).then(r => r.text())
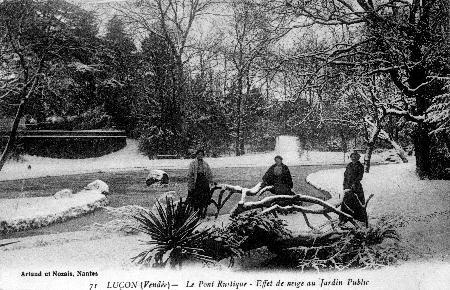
top-left (213, 181), bottom-right (362, 231)
top-left (385, 108), bottom-right (424, 122)
top-left (365, 115), bottom-right (409, 163)
top-left (233, 192), bottom-right (358, 228)
top-left (68, 62), bottom-right (101, 73)
top-left (211, 182), bottom-right (360, 230)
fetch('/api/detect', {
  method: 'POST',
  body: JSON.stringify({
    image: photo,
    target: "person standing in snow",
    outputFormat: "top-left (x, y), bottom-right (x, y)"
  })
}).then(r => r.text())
top-left (340, 151), bottom-right (368, 226)
top-left (186, 149), bottom-right (213, 218)
top-left (262, 155), bottom-right (294, 195)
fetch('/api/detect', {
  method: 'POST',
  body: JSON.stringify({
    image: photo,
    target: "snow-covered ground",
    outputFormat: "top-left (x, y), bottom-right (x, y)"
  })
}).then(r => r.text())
top-left (1, 161), bottom-right (449, 290)
top-left (3, 136), bottom-right (443, 289)
top-left (307, 161), bottom-right (450, 261)
top-left (2, 161), bottom-right (448, 269)
top-left (0, 136), bottom-right (396, 181)
top-left (307, 162), bottom-right (450, 220)
top-left (0, 190), bottom-right (107, 234)
top-left (0, 135), bottom-right (404, 237)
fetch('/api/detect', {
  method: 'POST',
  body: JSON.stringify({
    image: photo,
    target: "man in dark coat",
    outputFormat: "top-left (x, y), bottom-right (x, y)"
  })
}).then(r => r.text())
top-left (340, 151), bottom-right (368, 226)
top-left (262, 155), bottom-right (294, 195)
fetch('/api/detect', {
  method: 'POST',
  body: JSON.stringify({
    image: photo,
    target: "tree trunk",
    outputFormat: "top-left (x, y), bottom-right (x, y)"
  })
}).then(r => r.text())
top-left (0, 99), bottom-right (26, 172)
top-left (408, 7), bottom-right (432, 178)
top-left (389, 139), bottom-right (409, 163)
top-left (378, 130), bottom-right (408, 163)
top-left (0, 76), bottom-right (38, 172)
top-left (414, 122), bottom-right (431, 178)
top-left (238, 72), bottom-right (253, 156)
top-left (239, 133), bottom-right (245, 155)
top-left (364, 122), bottom-right (381, 173)
top-left (235, 119), bottom-right (241, 156)
top-left (340, 131), bottom-right (347, 163)
top-left (235, 74), bottom-right (244, 156)
top-left (364, 144), bottom-right (374, 173)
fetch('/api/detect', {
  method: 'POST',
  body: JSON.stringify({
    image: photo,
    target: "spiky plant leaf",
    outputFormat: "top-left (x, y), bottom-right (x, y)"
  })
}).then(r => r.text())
top-left (132, 197), bottom-right (214, 268)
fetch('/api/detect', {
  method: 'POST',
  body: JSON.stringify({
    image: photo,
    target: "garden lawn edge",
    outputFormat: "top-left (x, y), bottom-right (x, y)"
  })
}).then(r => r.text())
top-left (0, 190), bottom-right (108, 234)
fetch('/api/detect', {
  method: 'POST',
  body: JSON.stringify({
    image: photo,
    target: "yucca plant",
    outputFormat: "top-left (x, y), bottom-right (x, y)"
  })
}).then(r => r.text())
top-left (132, 197), bottom-right (214, 268)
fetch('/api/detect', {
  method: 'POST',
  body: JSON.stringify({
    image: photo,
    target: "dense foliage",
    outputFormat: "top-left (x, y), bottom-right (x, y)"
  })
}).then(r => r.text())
top-left (1, 0), bottom-right (448, 177)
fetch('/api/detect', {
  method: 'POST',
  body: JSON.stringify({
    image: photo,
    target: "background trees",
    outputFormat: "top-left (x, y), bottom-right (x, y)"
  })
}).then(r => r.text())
top-left (102, 15), bottom-right (138, 134)
top-left (117, 0), bottom-right (214, 155)
top-left (222, 0), bottom-right (292, 155)
top-left (0, 0), bottom-right (108, 169)
top-left (1, 0), bottom-right (447, 178)
top-left (116, 0), bottom-right (283, 156)
top-left (276, 0), bottom-right (450, 178)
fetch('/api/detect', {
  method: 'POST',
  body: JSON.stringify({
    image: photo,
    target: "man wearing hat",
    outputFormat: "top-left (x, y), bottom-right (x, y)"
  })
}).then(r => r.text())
top-left (187, 149), bottom-right (213, 217)
top-left (262, 155), bottom-right (294, 195)
top-left (340, 151), bottom-right (367, 226)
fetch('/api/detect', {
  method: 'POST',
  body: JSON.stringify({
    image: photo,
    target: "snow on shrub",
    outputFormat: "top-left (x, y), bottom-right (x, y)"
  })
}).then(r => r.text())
top-left (53, 189), bottom-right (73, 199)
top-left (0, 184), bottom-right (109, 234)
top-left (84, 180), bottom-right (109, 195)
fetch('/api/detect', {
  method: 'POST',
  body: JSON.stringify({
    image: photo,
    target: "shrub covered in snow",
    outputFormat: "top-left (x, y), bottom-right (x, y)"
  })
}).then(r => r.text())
top-left (0, 191), bottom-right (108, 234)
top-left (146, 170), bottom-right (169, 186)
top-left (84, 180), bottom-right (109, 195)
top-left (53, 189), bottom-right (73, 199)
top-left (0, 181), bottom-right (110, 234)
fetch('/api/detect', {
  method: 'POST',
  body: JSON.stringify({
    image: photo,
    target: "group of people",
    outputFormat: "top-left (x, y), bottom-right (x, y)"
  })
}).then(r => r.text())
top-left (186, 149), bottom-right (368, 226)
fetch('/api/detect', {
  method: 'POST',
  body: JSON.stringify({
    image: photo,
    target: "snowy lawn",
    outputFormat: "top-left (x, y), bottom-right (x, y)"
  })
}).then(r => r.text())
top-left (307, 162), bottom-right (450, 261)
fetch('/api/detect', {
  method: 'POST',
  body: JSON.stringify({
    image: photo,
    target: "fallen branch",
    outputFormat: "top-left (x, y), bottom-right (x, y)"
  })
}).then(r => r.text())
top-left (209, 183), bottom-right (273, 218)
top-left (211, 183), bottom-right (374, 232)
top-left (235, 193), bottom-right (353, 216)
top-left (229, 188), bottom-right (359, 229)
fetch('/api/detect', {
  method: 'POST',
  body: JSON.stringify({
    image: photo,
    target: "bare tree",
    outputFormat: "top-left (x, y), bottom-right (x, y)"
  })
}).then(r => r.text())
top-left (340, 76), bottom-right (410, 172)
top-left (223, 0), bottom-right (293, 155)
top-left (0, 0), bottom-right (56, 171)
top-left (280, 0), bottom-right (450, 178)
